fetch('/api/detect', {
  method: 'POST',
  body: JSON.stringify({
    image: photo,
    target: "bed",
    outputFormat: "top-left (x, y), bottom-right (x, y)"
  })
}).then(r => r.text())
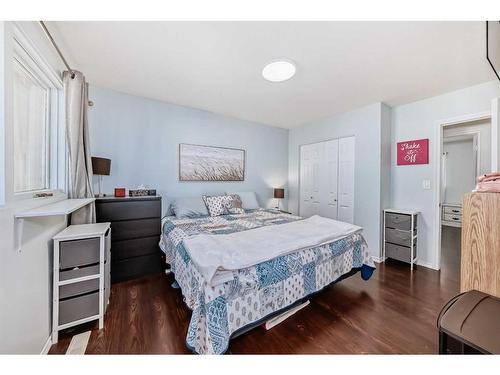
top-left (160, 208), bottom-right (375, 354)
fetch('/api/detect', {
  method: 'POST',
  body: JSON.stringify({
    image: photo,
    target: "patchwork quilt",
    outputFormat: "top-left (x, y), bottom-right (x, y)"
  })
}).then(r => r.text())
top-left (160, 209), bottom-right (375, 354)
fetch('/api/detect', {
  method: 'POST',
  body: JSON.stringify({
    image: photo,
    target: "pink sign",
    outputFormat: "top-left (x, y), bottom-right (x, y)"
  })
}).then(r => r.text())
top-left (397, 139), bottom-right (429, 165)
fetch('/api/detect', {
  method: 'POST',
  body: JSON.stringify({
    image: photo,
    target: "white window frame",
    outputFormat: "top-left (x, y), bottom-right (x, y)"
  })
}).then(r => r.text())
top-left (11, 25), bottom-right (66, 200)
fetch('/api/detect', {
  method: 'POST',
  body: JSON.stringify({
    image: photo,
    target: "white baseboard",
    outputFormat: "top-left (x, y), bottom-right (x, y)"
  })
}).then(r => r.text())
top-left (373, 256), bottom-right (439, 270)
top-left (417, 259), bottom-right (440, 270)
top-left (40, 336), bottom-right (52, 355)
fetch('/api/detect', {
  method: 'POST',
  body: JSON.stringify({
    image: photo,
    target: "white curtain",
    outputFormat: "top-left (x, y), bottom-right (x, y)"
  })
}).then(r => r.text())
top-left (64, 70), bottom-right (95, 224)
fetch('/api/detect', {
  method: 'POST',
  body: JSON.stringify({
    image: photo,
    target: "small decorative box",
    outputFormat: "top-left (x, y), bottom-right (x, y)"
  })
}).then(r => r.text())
top-left (114, 188), bottom-right (126, 197)
top-left (129, 189), bottom-right (156, 197)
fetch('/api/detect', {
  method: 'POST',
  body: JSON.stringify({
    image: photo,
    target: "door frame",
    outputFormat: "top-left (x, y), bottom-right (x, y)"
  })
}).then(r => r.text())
top-left (433, 111), bottom-right (491, 270)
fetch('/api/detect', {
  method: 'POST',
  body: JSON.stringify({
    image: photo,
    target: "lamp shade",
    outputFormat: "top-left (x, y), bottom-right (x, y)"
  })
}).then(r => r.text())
top-left (92, 157), bottom-right (111, 176)
top-left (274, 188), bottom-right (285, 199)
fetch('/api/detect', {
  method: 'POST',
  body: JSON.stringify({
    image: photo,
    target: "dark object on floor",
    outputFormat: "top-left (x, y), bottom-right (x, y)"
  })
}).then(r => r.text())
top-left (96, 196), bottom-right (162, 283)
top-left (437, 289), bottom-right (500, 354)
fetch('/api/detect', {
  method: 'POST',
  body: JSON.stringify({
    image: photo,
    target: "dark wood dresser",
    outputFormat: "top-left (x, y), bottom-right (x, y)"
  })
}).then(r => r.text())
top-left (95, 196), bottom-right (162, 283)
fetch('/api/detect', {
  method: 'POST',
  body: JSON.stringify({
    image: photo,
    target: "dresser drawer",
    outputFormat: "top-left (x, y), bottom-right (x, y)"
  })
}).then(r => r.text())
top-left (443, 206), bottom-right (462, 215)
top-left (111, 236), bottom-right (160, 262)
top-left (59, 291), bottom-right (99, 325)
top-left (96, 199), bottom-right (161, 221)
top-left (386, 242), bottom-right (417, 264)
top-left (59, 279), bottom-right (99, 299)
top-left (60, 264), bottom-right (100, 281)
top-left (111, 253), bottom-right (161, 283)
top-left (59, 238), bottom-right (100, 269)
top-left (443, 213), bottom-right (462, 223)
top-left (385, 228), bottom-right (414, 247)
top-left (111, 218), bottom-right (160, 241)
top-left (385, 212), bottom-right (415, 231)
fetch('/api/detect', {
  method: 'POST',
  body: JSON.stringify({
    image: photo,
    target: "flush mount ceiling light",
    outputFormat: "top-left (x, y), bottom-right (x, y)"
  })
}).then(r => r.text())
top-left (262, 59), bottom-right (296, 82)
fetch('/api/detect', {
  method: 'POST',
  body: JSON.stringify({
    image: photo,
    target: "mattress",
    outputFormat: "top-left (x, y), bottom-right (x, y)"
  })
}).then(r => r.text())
top-left (160, 209), bottom-right (375, 354)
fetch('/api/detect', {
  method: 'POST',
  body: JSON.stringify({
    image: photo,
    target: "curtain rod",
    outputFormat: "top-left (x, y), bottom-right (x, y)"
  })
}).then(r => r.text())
top-left (38, 21), bottom-right (94, 107)
top-left (39, 21), bottom-right (73, 74)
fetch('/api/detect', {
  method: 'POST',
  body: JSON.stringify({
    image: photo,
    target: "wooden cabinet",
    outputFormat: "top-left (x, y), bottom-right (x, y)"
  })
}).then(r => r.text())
top-left (461, 193), bottom-right (500, 298)
top-left (96, 196), bottom-right (162, 283)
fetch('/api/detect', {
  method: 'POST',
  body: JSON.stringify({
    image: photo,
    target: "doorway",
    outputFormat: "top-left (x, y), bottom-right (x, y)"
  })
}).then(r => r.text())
top-left (437, 117), bottom-right (491, 281)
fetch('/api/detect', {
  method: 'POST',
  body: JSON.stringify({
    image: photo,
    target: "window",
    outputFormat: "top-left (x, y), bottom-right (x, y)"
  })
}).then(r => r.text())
top-left (13, 59), bottom-right (50, 192)
top-left (12, 27), bottom-right (64, 195)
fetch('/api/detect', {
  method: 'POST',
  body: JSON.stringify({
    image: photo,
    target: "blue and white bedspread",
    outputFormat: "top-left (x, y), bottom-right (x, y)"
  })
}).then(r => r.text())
top-left (160, 209), bottom-right (375, 354)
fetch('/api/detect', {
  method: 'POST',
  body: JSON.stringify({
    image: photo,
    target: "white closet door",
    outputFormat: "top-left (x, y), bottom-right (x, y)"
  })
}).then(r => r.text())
top-left (300, 143), bottom-right (322, 217)
top-left (337, 136), bottom-right (355, 223)
top-left (320, 139), bottom-right (339, 219)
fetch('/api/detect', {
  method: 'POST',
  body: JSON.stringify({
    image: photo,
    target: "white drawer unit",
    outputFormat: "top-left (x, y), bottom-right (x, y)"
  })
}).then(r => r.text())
top-left (442, 204), bottom-right (462, 227)
top-left (52, 222), bottom-right (111, 344)
top-left (383, 208), bottom-right (419, 271)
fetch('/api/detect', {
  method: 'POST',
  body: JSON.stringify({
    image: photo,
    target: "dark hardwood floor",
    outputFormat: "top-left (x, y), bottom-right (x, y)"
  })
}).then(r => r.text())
top-left (49, 259), bottom-right (459, 354)
top-left (440, 225), bottom-right (461, 285)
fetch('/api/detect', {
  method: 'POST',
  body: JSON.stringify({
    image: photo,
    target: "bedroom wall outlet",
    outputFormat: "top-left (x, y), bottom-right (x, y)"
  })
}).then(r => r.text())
top-left (422, 179), bottom-right (431, 190)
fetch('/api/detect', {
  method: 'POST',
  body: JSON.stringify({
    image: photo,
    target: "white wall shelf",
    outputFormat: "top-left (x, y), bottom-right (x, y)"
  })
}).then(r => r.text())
top-left (14, 198), bottom-right (95, 252)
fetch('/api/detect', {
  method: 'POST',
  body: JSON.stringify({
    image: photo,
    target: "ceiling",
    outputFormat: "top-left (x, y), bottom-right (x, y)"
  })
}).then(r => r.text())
top-left (49, 21), bottom-right (494, 129)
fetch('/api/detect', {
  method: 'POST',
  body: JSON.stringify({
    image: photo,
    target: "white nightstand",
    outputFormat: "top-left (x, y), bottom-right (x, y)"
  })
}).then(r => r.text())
top-left (52, 222), bottom-right (111, 344)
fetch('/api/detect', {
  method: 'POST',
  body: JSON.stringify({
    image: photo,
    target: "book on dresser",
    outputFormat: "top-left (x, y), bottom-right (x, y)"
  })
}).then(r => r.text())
top-left (95, 196), bottom-right (163, 283)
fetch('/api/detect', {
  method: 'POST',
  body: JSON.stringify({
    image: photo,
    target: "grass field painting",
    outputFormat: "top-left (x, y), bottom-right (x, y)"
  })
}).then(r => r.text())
top-left (179, 143), bottom-right (245, 181)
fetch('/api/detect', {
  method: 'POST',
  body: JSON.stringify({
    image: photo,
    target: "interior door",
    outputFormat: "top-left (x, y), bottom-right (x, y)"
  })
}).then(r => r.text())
top-left (337, 136), bottom-right (355, 223)
top-left (300, 142), bottom-right (322, 217)
top-left (320, 139), bottom-right (339, 219)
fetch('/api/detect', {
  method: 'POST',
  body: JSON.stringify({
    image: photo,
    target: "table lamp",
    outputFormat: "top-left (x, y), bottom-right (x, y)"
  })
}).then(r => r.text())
top-left (92, 157), bottom-right (111, 197)
top-left (274, 188), bottom-right (285, 210)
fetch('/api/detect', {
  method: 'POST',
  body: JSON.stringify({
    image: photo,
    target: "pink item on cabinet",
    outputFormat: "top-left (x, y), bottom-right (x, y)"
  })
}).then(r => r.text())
top-left (477, 172), bottom-right (500, 183)
top-left (475, 172), bottom-right (500, 192)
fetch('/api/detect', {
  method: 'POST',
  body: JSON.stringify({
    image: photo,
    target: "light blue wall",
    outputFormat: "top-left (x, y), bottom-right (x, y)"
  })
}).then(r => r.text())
top-left (88, 86), bottom-right (289, 213)
top-left (288, 103), bottom-right (390, 258)
top-left (391, 80), bottom-right (500, 269)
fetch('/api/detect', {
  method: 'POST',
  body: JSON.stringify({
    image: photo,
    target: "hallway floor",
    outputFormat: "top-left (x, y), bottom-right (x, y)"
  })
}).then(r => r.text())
top-left (440, 225), bottom-right (461, 285)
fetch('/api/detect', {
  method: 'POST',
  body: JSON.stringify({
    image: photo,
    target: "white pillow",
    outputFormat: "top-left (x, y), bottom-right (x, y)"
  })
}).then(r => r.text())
top-left (203, 195), bottom-right (231, 217)
top-left (230, 191), bottom-right (260, 209)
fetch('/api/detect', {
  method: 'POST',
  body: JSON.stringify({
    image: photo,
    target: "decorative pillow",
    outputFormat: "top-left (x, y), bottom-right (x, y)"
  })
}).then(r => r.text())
top-left (225, 194), bottom-right (245, 214)
top-left (203, 195), bottom-right (231, 217)
top-left (171, 197), bottom-right (209, 218)
top-left (229, 191), bottom-right (260, 209)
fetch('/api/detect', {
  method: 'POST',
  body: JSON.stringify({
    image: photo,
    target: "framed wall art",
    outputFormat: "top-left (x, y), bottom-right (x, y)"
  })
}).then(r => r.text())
top-left (179, 143), bottom-right (245, 181)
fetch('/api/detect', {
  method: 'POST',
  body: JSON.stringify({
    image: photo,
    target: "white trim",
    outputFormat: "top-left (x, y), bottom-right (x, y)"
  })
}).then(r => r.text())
top-left (492, 98), bottom-right (499, 171)
top-left (10, 23), bottom-right (65, 200)
top-left (417, 259), bottom-right (439, 271)
top-left (374, 256), bottom-right (437, 270)
top-left (433, 111), bottom-right (491, 271)
top-left (40, 336), bottom-right (52, 355)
